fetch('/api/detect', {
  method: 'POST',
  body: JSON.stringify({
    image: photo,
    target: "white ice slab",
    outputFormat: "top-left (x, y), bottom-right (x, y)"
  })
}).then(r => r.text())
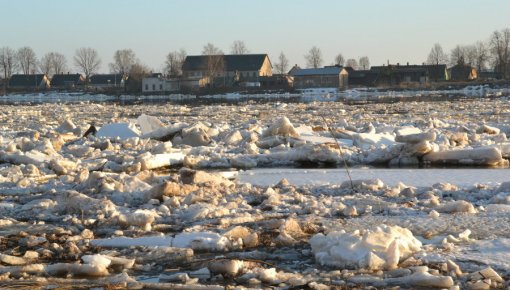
top-left (96, 123), bottom-right (141, 139)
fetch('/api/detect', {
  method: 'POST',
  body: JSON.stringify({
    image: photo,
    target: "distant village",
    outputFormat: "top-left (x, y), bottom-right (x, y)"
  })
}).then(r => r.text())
top-left (1, 27), bottom-right (509, 95)
top-left (2, 55), bottom-right (506, 95)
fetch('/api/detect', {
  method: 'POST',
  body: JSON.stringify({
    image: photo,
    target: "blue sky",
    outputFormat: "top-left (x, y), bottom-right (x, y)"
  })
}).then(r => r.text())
top-left (2, 0), bottom-right (509, 73)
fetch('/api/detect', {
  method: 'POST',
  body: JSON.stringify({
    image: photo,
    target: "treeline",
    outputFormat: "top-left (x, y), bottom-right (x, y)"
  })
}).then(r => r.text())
top-left (1, 27), bottom-right (509, 85)
top-left (426, 28), bottom-right (510, 77)
top-left (0, 39), bottom-right (370, 83)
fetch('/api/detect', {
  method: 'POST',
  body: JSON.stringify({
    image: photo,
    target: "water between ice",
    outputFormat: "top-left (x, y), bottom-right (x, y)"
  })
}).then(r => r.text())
top-left (239, 168), bottom-right (510, 187)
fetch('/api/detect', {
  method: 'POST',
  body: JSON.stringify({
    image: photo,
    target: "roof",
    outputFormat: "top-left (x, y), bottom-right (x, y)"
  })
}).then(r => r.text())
top-left (291, 67), bottom-right (343, 76)
top-left (370, 64), bottom-right (446, 80)
top-left (89, 74), bottom-right (125, 85)
top-left (371, 65), bottom-right (427, 73)
top-left (182, 54), bottom-right (270, 71)
top-left (51, 74), bottom-right (83, 86)
top-left (448, 64), bottom-right (476, 80)
top-left (9, 74), bottom-right (47, 87)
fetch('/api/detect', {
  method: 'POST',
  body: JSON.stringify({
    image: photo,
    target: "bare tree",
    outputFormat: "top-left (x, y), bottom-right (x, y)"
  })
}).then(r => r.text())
top-left (473, 41), bottom-right (489, 72)
top-left (345, 58), bottom-right (358, 69)
top-left (305, 46), bottom-right (323, 68)
top-left (202, 43), bottom-right (224, 82)
top-left (359, 56), bottom-right (370, 70)
top-left (109, 49), bottom-right (137, 75)
top-left (51, 53), bottom-right (67, 75)
top-left (274, 51), bottom-right (289, 74)
top-left (74, 47), bottom-right (101, 81)
top-left (127, 62), bottom-right (150, 93)
top-left (39, 52), bottom-right (67, 76)
top-left (202, 43), bottom-right (223, 55)
top-left (39, 54), bottom-right (52, 76)
top-left (426, 43), bottom-right (449, 65)
top-left (0, 47), bottom-right (18, 78)
top-left (490, 28), bottom-right (510, 77)
top-left (464, 45), bottom-right (477, 67)
top-left (334, 53), bottom-right (345, 66)
top-left (230, 40), bottom-right (249, 55)
top-left (165, 49), bottom-right (187, 77)
top-left (17, 47), bottom-right (37, 74)
top-left (0, 47), bottom-right (18, 92)
top-left (450, 45), bottom-right (466, 66)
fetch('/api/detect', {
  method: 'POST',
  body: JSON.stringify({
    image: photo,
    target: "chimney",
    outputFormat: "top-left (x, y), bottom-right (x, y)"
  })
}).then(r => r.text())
top-left (407, 62), bottom-right (409, 66)
top-left (397, 63), bottom-right (400, 67)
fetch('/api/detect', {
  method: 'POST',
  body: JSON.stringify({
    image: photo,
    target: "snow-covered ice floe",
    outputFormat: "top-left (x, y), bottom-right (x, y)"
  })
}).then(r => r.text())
top-left (0, 95), bottom-right (509, 288)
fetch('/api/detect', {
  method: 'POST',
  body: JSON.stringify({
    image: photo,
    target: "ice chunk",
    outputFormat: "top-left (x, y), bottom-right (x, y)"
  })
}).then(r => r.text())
top-left (310, 225), bottom-right (422, 270)
top-left (353, 132), bottom-right (395, 150)
top-left (137, 114), bottom-right (164, 135)
top-left (56, 119), bottom-right (77, 134)
top-left (45, 263), bottom-right (109, 277)
top-left (92, 232), bottom-right (230, 251)
top-left (0, 254), bottom-right (28, 266)
top-left (96, 123), bottom-right (141, 139)
top-left (138, 152), bottom-right (185, 170)
top-left (384, 266), bottom-right (454, 288)
top-left (174, 126), bottom-right (211, 147)
top-left (208, 259), bottom-right (244, 277)
top-left (141, 122), bottom-right (188, 141)
top-left (436, 200), bottom-right (476, 214)
top-left (424, 147), bottom-right (503, 166)
top-left (262, 117), bottom-right (299, 138)
top-left (479, 124), bottom-right (500, 135)
top-left (395, 131), bottom-right (436, 143)
top-left (82, 254), bottom-right (112, 268)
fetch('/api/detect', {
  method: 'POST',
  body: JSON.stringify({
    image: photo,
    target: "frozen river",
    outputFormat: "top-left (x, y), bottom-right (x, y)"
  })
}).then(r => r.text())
top-left (239, 168), bottom-right (510, 187)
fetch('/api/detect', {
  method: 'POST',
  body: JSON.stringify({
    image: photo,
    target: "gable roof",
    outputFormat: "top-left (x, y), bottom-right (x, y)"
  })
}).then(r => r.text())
top-left (291, 67), bottom-right (343, 76)
top-left (51, 74), bottom-right (84, 86)
top-left (370, 64), bottom-right (447, 80)
top-left (89, 74), bottom-right (125, 85)
top-left (448, 64), bottom-right (476, 80)
top-left (182, 54), bottom-right (270, 71)
top-left (9, 74), bottom-right (47, 87)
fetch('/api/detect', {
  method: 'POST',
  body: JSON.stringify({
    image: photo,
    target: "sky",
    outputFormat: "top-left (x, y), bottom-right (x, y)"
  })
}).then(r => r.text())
top-left (2, 0), bottom-right (510, 73)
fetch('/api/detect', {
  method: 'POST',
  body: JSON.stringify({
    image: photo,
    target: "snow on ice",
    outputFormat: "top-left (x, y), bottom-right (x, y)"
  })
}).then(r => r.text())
top-left (0, 91), bottom-right (509, 288)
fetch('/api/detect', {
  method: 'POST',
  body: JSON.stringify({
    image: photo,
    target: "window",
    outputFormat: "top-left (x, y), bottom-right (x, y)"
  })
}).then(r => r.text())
top-left (145, 84), bottom-right (148, 90)
top-left (160, 84), bottom-right (163, 90)
top-left (152, 84), bottom-right (156, 90)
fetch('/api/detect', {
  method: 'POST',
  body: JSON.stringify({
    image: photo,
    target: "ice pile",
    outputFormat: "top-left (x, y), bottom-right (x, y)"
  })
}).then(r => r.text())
top-left (310, 225), bottom-right (422, 270)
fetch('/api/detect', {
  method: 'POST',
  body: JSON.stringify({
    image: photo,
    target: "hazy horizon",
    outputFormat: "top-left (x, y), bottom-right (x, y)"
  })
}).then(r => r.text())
top-left (2, 0), bottom-right (510, 73)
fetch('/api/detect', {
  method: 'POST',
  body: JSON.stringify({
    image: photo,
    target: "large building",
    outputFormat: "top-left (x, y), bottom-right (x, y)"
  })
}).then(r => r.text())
top-left (290, 66), bottom-right (349, 89)
top-left (51, 73), bottom-right (85, 88)
top-left (88, 74), bottom-right (127, 90)
top-left (8, 74), bottom-right (50, 90)
top-left (181, 54), bottom-right (273, 89)
top-left (448, 64), bottom-right (477, 81)
top-left (142, 73), bottom-right (180, 93)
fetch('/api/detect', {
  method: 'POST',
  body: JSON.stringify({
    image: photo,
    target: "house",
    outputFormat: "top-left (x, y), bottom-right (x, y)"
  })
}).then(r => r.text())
top-left (89, 74), bottom-right (127, 89)
top-left (142, 73), bottom-right (180, 93)
top-left (288, 64), bottom-right (301, 76)
top-left (448, 64), bottom-right (477, 81)
top-left (370, 64), bottom-right (428, 86)
top-left (344, 67), bottom-right (379, 87)
top-left (290, 66), bottom-right (349, 89)
top-left (478, 71), bottom-right (504, 80)
top-left (181, 54), bottom-right (272, 89)
top-left (422, 64), bottom-right (448, 82)
top-left (51, 73), bottom-right (85, 88)
top-left (8, 74), bottom-right (50, 90)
